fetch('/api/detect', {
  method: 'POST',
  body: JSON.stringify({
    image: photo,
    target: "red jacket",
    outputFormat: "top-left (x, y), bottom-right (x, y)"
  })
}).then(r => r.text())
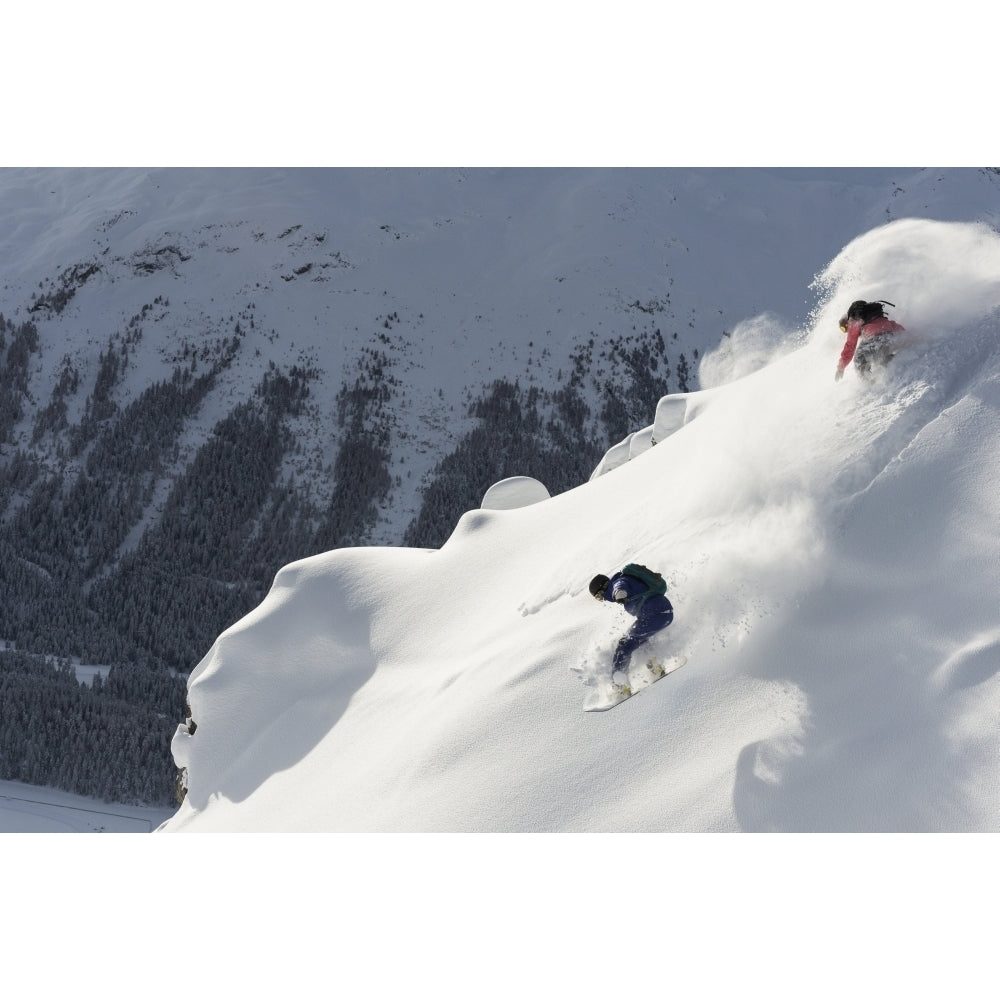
top-left (838, 315), bottom-right (905, 371)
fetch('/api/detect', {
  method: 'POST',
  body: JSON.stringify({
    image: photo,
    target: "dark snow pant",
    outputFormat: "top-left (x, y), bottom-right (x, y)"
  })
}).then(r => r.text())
top-left (612, 597), bottom-right (674, 674)
top-left (854, 334), bottom-right (896, 379)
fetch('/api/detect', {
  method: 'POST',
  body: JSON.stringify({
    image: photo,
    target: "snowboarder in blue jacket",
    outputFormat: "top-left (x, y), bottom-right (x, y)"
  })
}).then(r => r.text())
top-left (589, 567), bottom-right (674, 684)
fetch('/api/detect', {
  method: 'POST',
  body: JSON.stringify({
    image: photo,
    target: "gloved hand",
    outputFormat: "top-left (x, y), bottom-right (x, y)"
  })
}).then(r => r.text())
top-left (613, 588), bottom-right (628, 603)
top-left (834, 366), bottom-right (844, 382)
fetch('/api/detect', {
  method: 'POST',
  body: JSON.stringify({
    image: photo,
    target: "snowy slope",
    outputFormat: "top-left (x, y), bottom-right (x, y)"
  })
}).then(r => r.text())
top-left (162, 216), bottom-right (1000, 833)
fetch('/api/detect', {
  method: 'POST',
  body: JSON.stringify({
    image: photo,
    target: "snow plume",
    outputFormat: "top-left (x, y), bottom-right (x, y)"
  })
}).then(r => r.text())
top-left (698, 310), bottom-right (803, 388)
top-left (811, 217), bottom-right (1000, 350)
top-left (702, 218), bottom-right (1000, 394)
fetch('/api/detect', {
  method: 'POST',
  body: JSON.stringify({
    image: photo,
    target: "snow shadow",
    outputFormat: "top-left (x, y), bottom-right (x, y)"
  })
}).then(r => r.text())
top-left (731, 578), bottom-right (966, 832)
top-left (934, 630), bottom-right (1000, 694)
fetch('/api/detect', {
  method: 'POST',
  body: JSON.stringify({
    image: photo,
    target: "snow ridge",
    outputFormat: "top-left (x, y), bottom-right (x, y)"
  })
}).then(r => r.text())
top-left (163, 217), bottom-right (1000, 833)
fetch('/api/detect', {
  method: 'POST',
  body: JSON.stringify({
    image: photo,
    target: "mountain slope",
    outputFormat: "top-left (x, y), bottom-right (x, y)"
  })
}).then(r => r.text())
top-left (3, 168), bottom-right (998, 810)
top-left (163, 217), bottom-right (1000, 832)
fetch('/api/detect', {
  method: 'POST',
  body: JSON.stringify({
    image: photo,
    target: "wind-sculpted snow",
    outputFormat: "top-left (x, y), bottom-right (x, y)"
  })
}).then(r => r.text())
top-left (162, 218), bottom-right (1000, 832)
top-left (480, 476), bottom-right (551, 510)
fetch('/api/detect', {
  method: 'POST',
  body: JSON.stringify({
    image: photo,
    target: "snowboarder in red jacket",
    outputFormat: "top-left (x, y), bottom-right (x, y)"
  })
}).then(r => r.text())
top-left (835, 299), bottom-right (905, 381)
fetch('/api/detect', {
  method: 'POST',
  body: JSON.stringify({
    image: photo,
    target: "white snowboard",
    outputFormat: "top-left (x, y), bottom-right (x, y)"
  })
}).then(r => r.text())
top-left (583, 655), bottom-right (688, 713)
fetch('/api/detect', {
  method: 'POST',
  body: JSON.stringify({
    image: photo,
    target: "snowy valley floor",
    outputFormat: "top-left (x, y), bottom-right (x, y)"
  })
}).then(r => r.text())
top-left (0, 778), bottom-right (172, 832)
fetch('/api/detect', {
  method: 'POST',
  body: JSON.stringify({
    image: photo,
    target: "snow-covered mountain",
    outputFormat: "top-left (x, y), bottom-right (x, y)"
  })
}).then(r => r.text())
top-left (11, 166), bottom-right (884, 678)
top-left (160, 200), bottom-right (1000, 831)
top-left (2, 167), bottom-right (999, 824)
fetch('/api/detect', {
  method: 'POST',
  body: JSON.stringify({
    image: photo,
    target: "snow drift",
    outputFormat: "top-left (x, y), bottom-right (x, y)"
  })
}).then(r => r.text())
top-left (162, 218), bottom-right (1000, 832)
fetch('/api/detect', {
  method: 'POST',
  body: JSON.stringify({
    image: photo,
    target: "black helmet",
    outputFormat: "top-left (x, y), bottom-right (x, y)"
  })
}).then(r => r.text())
top-left (589, 574), bottom-right (610, 599)
top-left (846, 299), bottom-right (868, 321)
